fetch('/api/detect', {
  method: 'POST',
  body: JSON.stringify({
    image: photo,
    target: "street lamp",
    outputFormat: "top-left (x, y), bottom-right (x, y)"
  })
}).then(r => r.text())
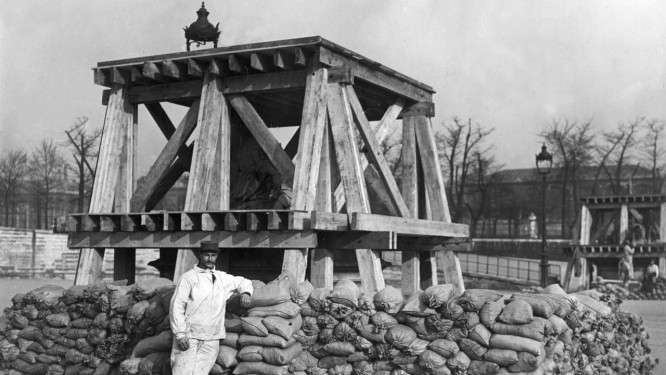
top-left (536, 144), bottom-right (553, 287)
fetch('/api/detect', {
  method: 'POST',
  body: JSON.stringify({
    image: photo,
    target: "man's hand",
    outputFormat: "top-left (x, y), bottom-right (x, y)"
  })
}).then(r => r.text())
top-left (177, 338), bottom-right (190, 351)
top-left (240, 293), bottom-right (251, 309)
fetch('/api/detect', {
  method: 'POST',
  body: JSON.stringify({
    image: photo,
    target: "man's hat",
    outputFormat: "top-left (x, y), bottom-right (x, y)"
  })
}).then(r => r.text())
top-left (199, 241), bottom-right (220, 252)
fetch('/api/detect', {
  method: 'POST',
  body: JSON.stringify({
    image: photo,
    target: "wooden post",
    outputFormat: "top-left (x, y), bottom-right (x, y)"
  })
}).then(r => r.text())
top-left (174, 68), bottom-right (230, 280)
top-left (620, 204), bottom-right (628, 242)
top-left (580, 204), bottom-right (592, 245)
top-left (310, 120), bottom-right (335, 288)
top-left (283, 67), bottom-right (328, 282)
top-left (76, 83), bottom-right (133, 285)
top-left (414, 115), bottom-right (464, 292)
top-left (113, 103), bottom-right (138, 284)
top-left (327, 82), bottom-right (384, 294)
top-left (660, 202), bottom-right (666, 243)
top-left (400, 116), bottom-right (420, 295)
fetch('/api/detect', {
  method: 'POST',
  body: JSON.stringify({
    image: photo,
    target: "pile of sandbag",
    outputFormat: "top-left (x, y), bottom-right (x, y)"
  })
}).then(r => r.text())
top-left (0, 278), bottom-right (175, 375)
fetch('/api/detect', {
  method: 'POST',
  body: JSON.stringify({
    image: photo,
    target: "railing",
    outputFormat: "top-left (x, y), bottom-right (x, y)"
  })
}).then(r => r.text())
top-left (457, 253), bottom-right (561, 284)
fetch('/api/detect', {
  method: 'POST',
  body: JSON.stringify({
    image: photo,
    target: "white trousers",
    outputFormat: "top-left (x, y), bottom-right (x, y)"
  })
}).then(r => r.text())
top-left (171, 338), bottom-right (219, 375)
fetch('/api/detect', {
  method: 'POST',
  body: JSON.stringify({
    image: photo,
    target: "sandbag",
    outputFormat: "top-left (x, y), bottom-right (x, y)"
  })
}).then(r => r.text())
top-left (242, 317), bottom-right (269, 337)
top-left (11, 358), bottom-right (49, 375)
top-left (289, 350), bottom-right (319, 372)
top-left (483, 348), bottom-right (518, 367)
top-left (489, 317), bottom-right (549, 342)
top-left (327, 363), bottom-right (352, 375)
top-left (371, 312), bottom-right (398, 331)
top-left (351, 336), bottom-right (373, 351)
top-left (291, 281), bottom-right (315, 305)
top-left (398, 363), bottom-right (428, 375)
top-left (407, 317), bottom-right (428, 337)
top-left (299, 301), bottom-right (317, 317)
top-left (347, 352), bottom-right (370, 363)
top-left (459, 338), bottom-right (487, 360)
top-left (71, 318), bottom-right (94, 329)
top-left (35, 354), bottom-right (59, 365)
top-left (45, 313), bottom-right (70, 328)
top-left (391, 353), bottom-right (418, 366)
top-left (87, 328), bottom-right (107, 346)
top-left (263, 314), bottom-right (302, 340)
top-left (498, 300), bottom-right (533, 324)
top-left (356, 324), bottom-right (386, 343)
top-left (106, 285), bottom-right (136, 312)
top-left (238, 333), bottom-right (296, 348)
top-left (427, 339), bottom-right (459, 358)
top-left (328, 280), bottom-right (360, 309)
top-left (238, 345), bottom-right (263, 362)
top-left (488, 334), bottom-right (543, 356)
top-left (547, 315), bottom-right (568, 336)
top-left (454, 312), bottom-right (480, 330)
top-left (444, 327), bottom-right (468, 342)
top-left (418, 350), bottom-right (448, 374)
top-left (439, 296), bottom-right (464, 320)
top-left (468, 324), bottom-right (491, 347)
top-left (309, 289), bottom-right (332, 313)
top-left (65, 328), bottom-right (88, 340)
top-left (328, 302), bottom-right (354, 320)
top-left (385, 325), bottom-right (417, 349)
top-left (126, 300), bottom-right (150, 323)
top-left (19, 326), bottom-right (42, 341)
top-left (144, 298), bottom-right (167, 326)
top-left (308, 342), bottom-right (329, 359)
top-left (156, 285), bottom-right (176, 313)
top-left (76, 338), bottom-right (95, 354)
top-left (446, 351), bottom-right (471, 371)
top-left (302, 317), bottom-right (320, 336)
top-left (233, 362), bottom-right (287, 375)
top-left (479, 300), bottom-right (504, 328)
top-left (332, 322), bottom-right (356, 342)
top-left (92, 313), bottom-right (110, 329)
top-left (318, 356), bottom-right (348, 369)
top-left (458, 290), bottom-right (503, 312)
top-left (316, 314), bottom-right (338, 330)
top-left (63, 286), bottom-right (87, 305)
top-left (317, 328), bottom-right (335, 344)
top-left (368, 343), bottom-right (400, 360)
top-left (508, 294), bottom-right (555, 318)
top-left (403, 338), bottom-right (429, 356)
top-left (343, 311), bottom-right (369, 330)
top-left (108, 317), bottom-right (125, 334)
top-left (425, 315), bottom-right (453, 334)
top-left (133, 278), bottom-right (173, 301)
top-left (401, 292), bottom-right (436, 317)
top-left (251, 282), bottom-right (292, 308)
top-left (373, 286), bottom-right (404, 314)
top-left (261, 343), bottom-right (303, 366)
top-left (422, 285), bottom-right (456, 309)
top-left (221, 332), bottom-right (240, 349)
top-left (131, 331), bottom-right (172, 357)
top-left (27, 285), bottom-right (65, 308)
top-left (248, 302), bottom-right (301, 319)
top-left (358, 294), bottom-right (376, 317)
top-left (225, 312), bottom-right (243, 333)
top-left (352, 360), bottom-right (374, 375)
top-left (18, 351), bottom-right (37, 364)
top-left (323, 342), bottom-right (355, 357)
top-left (507, 351), bottom-right (544, 373)
top-left (572, 293), bottom-right (612, 316)
top-left (467, 360), bottom-right (500, 375)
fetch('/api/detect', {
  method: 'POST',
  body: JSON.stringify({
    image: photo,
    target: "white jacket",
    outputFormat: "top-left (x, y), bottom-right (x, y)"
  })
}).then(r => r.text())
top-left (170, 265), bottom-right (253, 340)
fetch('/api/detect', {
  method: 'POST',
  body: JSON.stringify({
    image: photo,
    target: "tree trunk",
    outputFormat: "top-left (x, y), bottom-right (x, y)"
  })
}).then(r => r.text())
top-left (78, 162), bottom-right (85, 213)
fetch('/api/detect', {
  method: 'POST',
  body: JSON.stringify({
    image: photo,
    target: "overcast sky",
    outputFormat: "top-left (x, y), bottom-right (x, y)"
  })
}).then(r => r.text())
top-left (1, 0), bottom-right (665, 175)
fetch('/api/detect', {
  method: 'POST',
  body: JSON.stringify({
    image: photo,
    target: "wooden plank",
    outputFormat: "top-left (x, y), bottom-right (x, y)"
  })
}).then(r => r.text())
top-left (247, 213), bottom-right (268, 231)
top-left (311, 211), bottom-right (349, 231)
top-left (661, 202), bottom-right (666, 241)
top-left (69, 230), bottom-right (318, 249)
top-left (130, 100), bottom-right (200, 211)
top-left (580, 204), bottom-right (592, 245)
top-left (110, 68), bottom-right (129, 85)
top-left (224, 212), bottom-right (244, 231)
top-left (221, 70), bottom-right (307, 95)
top-left (414, 116), bottom-right (452, 223)
top-left (81, 215), bottom-right (100, 232)
top-left (142, 62), bottom-right (168, 82)
top-left (229, 55), bottom-right (247, 73)
top-left (228, 95), bottom-right (295, 185)
top-left (161, 60), bottom-right (187, 80)
top-left (250, 53), bottom-right (272, 72)
top-left (396, 236), bottom-right (471, 252)
top-left (143, 213), bottom-right (165, 231)
top-left (328, 65), bottom-right (354, 84)
top-left (145, 102), bottom-right (176, 138)
top-left (121, 215), bottom-right (142, 231)
top-left (318, 232), bottom-right (395, 250)
top-left (400, 115), bottom-right (420, 294)
top-left (76, 83), bottom-right (133, 285)
top-left (94, 68), bottom-right (109, 86)
top-left (130, 66), bottom-right (151, 85)
top-left (620, 204), bottom-right (629, 243)
top-left (310, 122), bottom-right (335, 288)
top-left (347, 85), bottom-right (409, 217)
top-left (284, 128), bottom-right (301, 159)
top-left (166, 213), bottom-right (181, 231)
top-left (129, 80), bottom-right (203, 104)
top-left (201, 213), bottom-right (224, 231)
top-left (100, 215), bottom-right (121, 232)
top-left (175, 69), bottom-right (228, 279)
top-left (400, 101), bottom-right (435, 118)
top-left (289, 211), bottom-right (311, 231)
top-left (101, 90), bottom-right (111, 106)
top-left (268, 211), bottom-right (289, 230)
top-left (350, 213), bottom-right (469, 237)
top-left (327, 82), bottom-right (384, 294)
top-left (187, 59), bottom-right (204, 78)
top-left (294, 47), bottom-right (307, 67)
top-left (181, 213), bottom-right (202, 231)
top-left (333, 98), bottom-right (404, 212)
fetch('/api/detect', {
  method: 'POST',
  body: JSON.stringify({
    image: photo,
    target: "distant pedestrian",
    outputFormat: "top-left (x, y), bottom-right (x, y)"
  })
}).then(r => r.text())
top-left (618, 239), bottom-right (635, 288)
top-left (641, 259), bottom-right (659, 293)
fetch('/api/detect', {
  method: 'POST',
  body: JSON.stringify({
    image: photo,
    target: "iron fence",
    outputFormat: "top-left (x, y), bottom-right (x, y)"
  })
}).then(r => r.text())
top-left (457, 253), bottom-right (561, 284)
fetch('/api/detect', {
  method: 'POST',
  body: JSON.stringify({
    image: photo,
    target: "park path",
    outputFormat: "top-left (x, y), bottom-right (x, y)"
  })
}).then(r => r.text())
top-left (622, 300), bottom-right (665, 373)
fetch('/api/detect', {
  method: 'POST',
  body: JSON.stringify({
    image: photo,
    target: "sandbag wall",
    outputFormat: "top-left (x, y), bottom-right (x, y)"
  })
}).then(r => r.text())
top-left (0, 278), bottom-right (175, 375)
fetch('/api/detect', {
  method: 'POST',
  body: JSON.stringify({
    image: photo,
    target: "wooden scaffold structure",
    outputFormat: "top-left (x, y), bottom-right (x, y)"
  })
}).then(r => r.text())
top-left (64, 36), bottom-right (470, 295)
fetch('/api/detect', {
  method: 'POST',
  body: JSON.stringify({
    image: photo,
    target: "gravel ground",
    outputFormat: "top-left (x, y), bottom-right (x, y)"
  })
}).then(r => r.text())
top-left (621, 300), bottom-right (665, 373)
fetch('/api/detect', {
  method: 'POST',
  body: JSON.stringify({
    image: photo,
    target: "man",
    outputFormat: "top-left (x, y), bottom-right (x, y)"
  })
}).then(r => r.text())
top-left (642, 259), bottom-right (659, 293)
top-left (170, 242), bottom-right (253, 374)
top-left (619, 238), bottom-right (635, 288)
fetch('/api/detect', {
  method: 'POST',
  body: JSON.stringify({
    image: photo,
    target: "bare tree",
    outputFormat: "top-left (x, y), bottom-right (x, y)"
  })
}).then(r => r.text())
top-left (597, 119), bottom-right (642, 194)
top-left (64, 117), bottom-right (101, 212)
top-left (464, 151), bottom-right (501, 237)
top-left (540, 119), bottom-right (594, 236)
top-left (438, 117), bottom-right (494, 222)
top-left (0, 149), bottom-right (28, 226)
top-left (28, 140), bottom-right (65, 229)
top-left (640, 119), bottom-right (665, 193)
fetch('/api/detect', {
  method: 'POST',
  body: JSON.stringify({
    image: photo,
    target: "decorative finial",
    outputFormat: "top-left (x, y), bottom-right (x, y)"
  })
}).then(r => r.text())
top-left (184, 2), bottom-right (221, 51)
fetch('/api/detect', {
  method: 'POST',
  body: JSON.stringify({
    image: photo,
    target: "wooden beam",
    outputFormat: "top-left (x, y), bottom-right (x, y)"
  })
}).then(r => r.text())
top-left (660, 202), bottom-right (666, 241)
top-left (273, 50), bottom-right (294, 70)
top-left (580, 205), bottom-right (592, 245)
top-left (318, 232), bottom-right (395, 250)
top-left (142, 62), bottom-right (168, 83)
top-left (228, 54), bottom-right (247, 74)
top-left (347, 85), bottom-right (409, 217)
top-left (228, 95), bottom-right (295, 185)
top-left (130, 66), bottom-right (151, 85)
top-left (400, 115), bottom-right (420, 294)
top-left (145, 102), bottom-right (176, 138)
top-left (294, 47), bottom-right (307, 67)
top-left (130, 100), bottom-right (200, 211)
top-left (250, 53), bottom-right (272, 72)
top-left (129, 81), bottom-right (203, 104)
top-left (93, 68), bottom-right (109, 86)
top-left (327, 82), bottom-right (384, 294)
top-left (161, 60), bottom-right (188, 81)
top-left (187, 59), bottom-right (204, 78)
top-left (328, 66), bottom-right (354, 84)
top-left (284, 128), bottom-right (301, 159)
top-left (310, 120), bottom-right (335, 288)
top-left (144, 148), bottom-right (192, 211)
top-left (101, 90), bottom-right (111, 106)
top-left (110, 68), bottom-right (129, 85)
top-left (208, 58), bottom-right (228, 77)
top-left (400, 101), bottom-right (435, 118)
top-left (620, 204), bottom-right (628, 242)
top-left (175, 69), bottom-right (229, 280)
top-left (68, 231), bottom-right (318, 249)
top-left (311, 211), bottom-right (349, 231)
top-left (76, 84), bottom-right (133, 285)
top-left (350, 213), bottom-right (468, 237)
top-left (396, 237), bottom-right (471, 252)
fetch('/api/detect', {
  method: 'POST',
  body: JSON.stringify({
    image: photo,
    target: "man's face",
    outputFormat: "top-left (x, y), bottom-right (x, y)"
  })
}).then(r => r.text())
top-left (197, 251), bottom-right (218, 270)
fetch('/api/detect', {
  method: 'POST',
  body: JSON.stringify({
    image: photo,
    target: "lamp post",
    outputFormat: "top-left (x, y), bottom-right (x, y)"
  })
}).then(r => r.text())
top-left (536, 144), bottom-right (553, 287)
